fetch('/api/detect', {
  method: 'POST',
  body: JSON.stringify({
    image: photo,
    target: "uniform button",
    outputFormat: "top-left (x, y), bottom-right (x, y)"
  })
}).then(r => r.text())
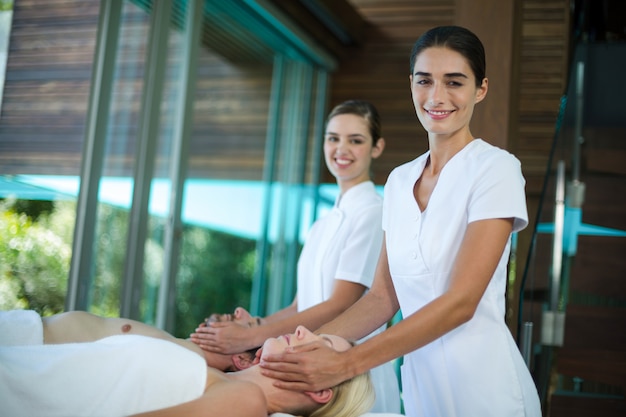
top-left (411, 251), bottom-right (417, 259)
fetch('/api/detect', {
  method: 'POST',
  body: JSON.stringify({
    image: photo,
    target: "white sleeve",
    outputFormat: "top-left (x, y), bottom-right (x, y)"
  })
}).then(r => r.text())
top-left (334, 203), bottom-right (383, 288)
top-left (468, 152), bottom-right (528, 232)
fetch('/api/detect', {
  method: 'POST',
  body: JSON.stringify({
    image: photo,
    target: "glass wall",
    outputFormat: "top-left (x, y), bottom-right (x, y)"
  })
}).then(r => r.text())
top-left (0, 0), bottom-right (92, 315)
top-left (0, 0), bottom-right (334, 336)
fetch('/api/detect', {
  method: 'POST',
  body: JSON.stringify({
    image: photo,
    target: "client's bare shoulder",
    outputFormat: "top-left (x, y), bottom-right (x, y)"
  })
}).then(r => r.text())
top-left (130, 368), bottom-right (265, 417)
top-left (42, 311), bottom-right (204, 358)
top-left (202, 367), bottom-right (266, 414)
top-left (42, 311), bottom-right (110, 343)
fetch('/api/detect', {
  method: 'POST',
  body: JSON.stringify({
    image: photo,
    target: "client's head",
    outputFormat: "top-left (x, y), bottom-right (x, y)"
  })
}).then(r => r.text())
top-left (205, 307), bottom-right (261, 328)
top-left (258, 326), bottom-right (375, 417)
top-left (203, 307), bottom-right (262, 372)
top-left (204, 347), bottom-right (258, 372)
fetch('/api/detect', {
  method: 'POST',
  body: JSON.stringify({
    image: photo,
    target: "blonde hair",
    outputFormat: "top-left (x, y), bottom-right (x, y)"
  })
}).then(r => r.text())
top-left (287, 340), bottom-right (375, 417)
top-left (309, 370), bottom-right (375, 417)
top-left (288, 369), bottom-right (375, 417)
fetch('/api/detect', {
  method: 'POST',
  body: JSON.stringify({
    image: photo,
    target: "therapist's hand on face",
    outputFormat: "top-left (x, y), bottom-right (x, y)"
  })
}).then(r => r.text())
top-left (191, 320), bottom-right (257, 354)
top-left (190, 307), bottom-right (262, 354)
top-left (259, 337), bottom-right (350, 393)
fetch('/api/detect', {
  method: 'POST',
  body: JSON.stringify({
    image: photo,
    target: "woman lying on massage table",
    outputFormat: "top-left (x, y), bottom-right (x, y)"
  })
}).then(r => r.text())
top-left (0, 320), bottom-right (374, 417)
top-left (42, 310), bottom-right (259, 372)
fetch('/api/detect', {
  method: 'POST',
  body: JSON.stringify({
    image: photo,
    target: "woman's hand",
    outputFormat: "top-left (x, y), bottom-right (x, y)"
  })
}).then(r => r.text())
top-left (189, 320), bottom-right (258, 354)
top-left (259, 339), bottom-right (351, 392)
top-left (189, 307), bottom-right (263, 354)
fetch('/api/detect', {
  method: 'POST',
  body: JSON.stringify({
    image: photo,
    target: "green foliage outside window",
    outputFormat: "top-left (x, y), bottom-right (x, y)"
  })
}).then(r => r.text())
top-left (0, 1), bottom-right (13, 12)
top-left (0, 199), bottom-right (71, 316)
top-left (174, 226), bottom-right (256, 337)
top-left (0, 197), bottom-right (255, 336)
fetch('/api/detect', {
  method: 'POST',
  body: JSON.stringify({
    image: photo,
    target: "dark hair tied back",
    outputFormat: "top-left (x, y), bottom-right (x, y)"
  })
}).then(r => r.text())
top-left (409, 26), bottom-right (486, 87)
top-left (326, 100), bottom-right (382, 143)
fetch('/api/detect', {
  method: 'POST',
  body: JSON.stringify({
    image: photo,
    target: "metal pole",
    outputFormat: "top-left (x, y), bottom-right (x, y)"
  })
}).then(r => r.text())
top-left (250, 55), bottom-right (284, 316)
top-left (550, 160), bottom-right (565, 311)
top-left (521, 321), bottom-right (534, 368)
top-left (157, 0), bottom-right (203, 332)
top-left (66, 0), bottom-right (122, 312)
top-left (572, 61), bottom-right (584, 183)
top-left (121, 0), bottom-right (172, 320)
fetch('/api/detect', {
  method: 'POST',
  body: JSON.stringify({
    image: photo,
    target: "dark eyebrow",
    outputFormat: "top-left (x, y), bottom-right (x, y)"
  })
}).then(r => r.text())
top-left (325, 132), bottom-right (366, 140)
top-left (413, 71), bottom-right (468, 79)
top-left (444, 72), bottom-right (468, 79)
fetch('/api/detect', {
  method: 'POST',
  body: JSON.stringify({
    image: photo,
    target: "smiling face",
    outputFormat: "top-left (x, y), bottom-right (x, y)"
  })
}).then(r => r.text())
top-left (409, 46), bottom-right (487, 140)
top-left (260, 326), bottom-right (351, 360)
top-left (323, 113), bottom-right (383, 193)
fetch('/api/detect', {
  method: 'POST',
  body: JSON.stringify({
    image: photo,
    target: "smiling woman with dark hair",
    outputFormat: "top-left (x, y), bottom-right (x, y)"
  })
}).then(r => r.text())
top-left (259, 26), bottom-right (542, 417)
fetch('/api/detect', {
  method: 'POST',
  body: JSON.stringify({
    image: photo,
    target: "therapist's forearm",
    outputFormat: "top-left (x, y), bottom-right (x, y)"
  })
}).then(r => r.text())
top-left (318, 243), bottom-right (399, 340)
top-left (342, 291), bottom-right (468, 379)
top-left (316, 289), bottom-right (394, 340)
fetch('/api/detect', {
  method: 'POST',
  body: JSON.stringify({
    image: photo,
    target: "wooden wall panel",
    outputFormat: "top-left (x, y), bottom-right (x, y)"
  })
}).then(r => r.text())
top-left (455, 0), bottom-right (516, 150)
top-left (515, 0), bottom-right (571, 198)
top-left (0, 0), bottom-right (98, 175)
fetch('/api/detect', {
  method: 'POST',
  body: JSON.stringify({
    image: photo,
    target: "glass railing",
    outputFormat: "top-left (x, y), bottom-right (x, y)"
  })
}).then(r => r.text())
top-left (518, 40), bottom-right (626, 407)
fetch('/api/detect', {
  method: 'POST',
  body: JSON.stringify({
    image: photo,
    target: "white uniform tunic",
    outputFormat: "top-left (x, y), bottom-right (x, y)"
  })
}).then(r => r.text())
top-left (0, 335), bottom-right (207, 417)
top-left (383, 140), bottom-right (541, 417)
top-left (297, 181), bottom-right (401, 413)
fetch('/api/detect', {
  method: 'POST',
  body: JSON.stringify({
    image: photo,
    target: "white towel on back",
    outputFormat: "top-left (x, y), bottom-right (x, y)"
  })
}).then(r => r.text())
top-left (0, 309), bottom-right (43, 346)
top-left (0, 335), bottom-right (207, 417)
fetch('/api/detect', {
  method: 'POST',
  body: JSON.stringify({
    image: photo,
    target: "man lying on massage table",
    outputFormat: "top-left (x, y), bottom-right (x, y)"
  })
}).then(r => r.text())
top-left (0, 311), bottom-right (374, 417)
top-left (41, 310), bottom-right (258, 372)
